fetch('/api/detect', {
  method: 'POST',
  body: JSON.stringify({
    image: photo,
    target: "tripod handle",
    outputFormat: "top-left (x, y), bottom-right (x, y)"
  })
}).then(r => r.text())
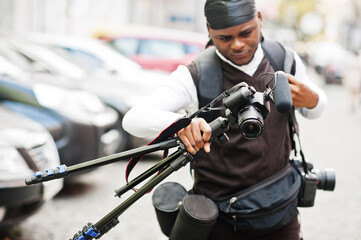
top-left (25, 139), bottom-right (180, 186)
top-left (25, 164), bottom-right (68, 185)
top-left (70, 222), bottom-right (100, 240)
top-left (209, 117), bottom-right (229, 144)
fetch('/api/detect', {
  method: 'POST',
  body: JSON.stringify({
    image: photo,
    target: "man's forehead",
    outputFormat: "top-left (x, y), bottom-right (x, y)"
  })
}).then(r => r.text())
top-left (209, 18), bottom-right (257, 34)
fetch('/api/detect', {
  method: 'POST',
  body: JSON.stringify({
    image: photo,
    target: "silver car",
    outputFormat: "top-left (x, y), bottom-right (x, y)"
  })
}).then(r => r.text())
top-left (0, 105), bottom-right (63, 229)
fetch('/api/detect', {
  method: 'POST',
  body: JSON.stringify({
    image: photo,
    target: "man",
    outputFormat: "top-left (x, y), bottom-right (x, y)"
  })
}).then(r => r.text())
top-left (123, 0), bottom-right (327, 239)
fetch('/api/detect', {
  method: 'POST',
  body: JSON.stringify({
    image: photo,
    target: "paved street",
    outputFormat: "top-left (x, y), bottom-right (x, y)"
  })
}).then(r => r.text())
top-left (2, 70), bottom-right (361, 240)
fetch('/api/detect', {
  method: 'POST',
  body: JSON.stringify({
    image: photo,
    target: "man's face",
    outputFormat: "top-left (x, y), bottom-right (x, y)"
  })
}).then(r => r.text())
top-left (208, 12), bottom-right (262, 66)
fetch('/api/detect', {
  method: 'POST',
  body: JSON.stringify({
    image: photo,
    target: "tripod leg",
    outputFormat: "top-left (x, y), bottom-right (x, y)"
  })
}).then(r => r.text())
top-left (114, 150), bottom-right (183, 197)
top-left (71, 151), bottom-right (192, 240)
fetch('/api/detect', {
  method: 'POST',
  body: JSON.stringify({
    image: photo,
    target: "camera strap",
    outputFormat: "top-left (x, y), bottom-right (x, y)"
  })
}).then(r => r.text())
top-left (261, 41), bottom-right (308, 173)
top-left (289, 109), bottom-right (309, 173)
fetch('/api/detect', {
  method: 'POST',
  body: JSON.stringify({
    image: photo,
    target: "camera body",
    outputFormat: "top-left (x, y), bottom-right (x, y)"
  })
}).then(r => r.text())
top-left (292, 160), bottom-right (336, 207)
top-left (297, 170), bottom-right (318, 207)
top-left (223, 82), bottom-right (271, 139)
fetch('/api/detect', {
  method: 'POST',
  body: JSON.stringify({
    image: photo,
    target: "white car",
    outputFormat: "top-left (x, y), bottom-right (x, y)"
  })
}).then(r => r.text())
top-left (24, 33), bottom-right (168, 107)
top-left (0, 105), bottom-right (63, 229)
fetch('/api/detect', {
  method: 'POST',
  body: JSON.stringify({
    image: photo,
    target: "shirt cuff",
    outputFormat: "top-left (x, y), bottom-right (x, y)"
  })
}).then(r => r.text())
top-left (299, 88), bottom-right (328, 119)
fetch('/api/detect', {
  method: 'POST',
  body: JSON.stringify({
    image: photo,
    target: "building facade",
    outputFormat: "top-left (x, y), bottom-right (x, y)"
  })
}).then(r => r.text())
top-left (0, 0), bottom-right (207, 36)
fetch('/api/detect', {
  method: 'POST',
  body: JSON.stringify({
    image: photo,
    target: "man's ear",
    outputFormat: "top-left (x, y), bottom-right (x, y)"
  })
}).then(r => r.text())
top-left (257, 11), bottom-right (263, 28)
top-left (205, 23), bottom-right (213, 48)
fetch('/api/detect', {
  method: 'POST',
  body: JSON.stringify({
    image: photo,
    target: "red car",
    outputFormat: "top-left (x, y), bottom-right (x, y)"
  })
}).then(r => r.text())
top-left (97, 26), bottom-right (209, 73)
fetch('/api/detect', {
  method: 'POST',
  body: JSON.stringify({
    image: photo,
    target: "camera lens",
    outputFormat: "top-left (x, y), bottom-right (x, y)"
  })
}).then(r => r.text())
top-left (241, 121), bottom-right (262, 138)
top-left (238, 106), bottom-right (264, 139)
top-left (313, 168), bottom-right (336, 191)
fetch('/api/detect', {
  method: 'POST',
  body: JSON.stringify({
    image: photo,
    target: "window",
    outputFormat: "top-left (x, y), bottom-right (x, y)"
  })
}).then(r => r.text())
top-left (61, 47), bottom-right (104, 70)
top-left (139, 40), bottom-right (184, 59)
top-left (111, 38), bottom-right (139, 57)
top-left (184, 43), bottom-right (203, 54)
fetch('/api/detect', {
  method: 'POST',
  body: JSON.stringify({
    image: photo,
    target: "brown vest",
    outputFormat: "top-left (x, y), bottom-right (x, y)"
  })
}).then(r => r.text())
top-left (187, 55), bottom-right (291, 201)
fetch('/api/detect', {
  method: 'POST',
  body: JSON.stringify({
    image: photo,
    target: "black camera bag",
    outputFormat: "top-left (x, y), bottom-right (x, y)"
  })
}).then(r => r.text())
top-left (152, 182), bottom-right (188, 236)
top-left (152, 182), bottom-right (219, 239)
top-left (214, 164), bottom-right (301, 235)
top-left (169, 194), bottom-right (219, 240)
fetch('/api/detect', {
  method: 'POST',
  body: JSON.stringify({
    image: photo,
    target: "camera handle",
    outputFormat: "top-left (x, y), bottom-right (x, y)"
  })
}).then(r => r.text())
top-left (70, 117), bottom-right (230, 240)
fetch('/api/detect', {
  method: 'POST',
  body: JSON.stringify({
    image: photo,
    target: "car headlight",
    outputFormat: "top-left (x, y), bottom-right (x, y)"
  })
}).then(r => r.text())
top-left (28, 133), bottom-right (61, 169)
top-left (33, 83), bottom-right (106, 114)
top-left (0, 146), bottom-right (32, 182)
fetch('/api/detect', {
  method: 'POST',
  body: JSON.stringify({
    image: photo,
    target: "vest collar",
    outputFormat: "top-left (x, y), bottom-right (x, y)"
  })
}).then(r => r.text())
top-left (215, 43), bottom-right (264, 77)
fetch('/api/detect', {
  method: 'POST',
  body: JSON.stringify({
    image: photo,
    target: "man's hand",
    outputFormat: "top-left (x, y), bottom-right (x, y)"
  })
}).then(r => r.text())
top-left (286, 74), bottom-right (319, 109)
top-left (177, 118), bottom-right (212, 155)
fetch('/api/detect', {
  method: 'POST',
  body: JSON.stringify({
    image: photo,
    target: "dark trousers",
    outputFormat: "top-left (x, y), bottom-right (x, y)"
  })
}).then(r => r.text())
top-left (207, 214), bottom-right (300, 240)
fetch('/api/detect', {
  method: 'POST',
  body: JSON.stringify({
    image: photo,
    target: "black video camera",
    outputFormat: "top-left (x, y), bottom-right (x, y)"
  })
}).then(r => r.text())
top-left (292, 160), bottom-right (336, 207)
top-left (220, 72), bottom-right (292, 139)
top-left (222, 82), bottom-right (271, 139)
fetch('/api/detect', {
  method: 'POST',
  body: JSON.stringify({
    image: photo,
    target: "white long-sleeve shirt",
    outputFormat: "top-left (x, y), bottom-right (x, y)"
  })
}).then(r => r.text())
top-left (123, 44), bottom-right (327, 138)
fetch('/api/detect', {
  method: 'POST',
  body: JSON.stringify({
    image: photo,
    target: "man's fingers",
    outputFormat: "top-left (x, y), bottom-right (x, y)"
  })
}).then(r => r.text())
top-left (186, 125), bottom-right (200, 152)
top-left (200, 120), bottom-right (212, 142)
top-left (204, 142), bottom-right (211, 153)
top-left (191, 121), bottom-right (206, 149)
top-left (177, 118), bottom-right (212, 155)
top-left (286, 73), bottom-right (297, 84)
top-left (178, 127), bottom-right (198, 154)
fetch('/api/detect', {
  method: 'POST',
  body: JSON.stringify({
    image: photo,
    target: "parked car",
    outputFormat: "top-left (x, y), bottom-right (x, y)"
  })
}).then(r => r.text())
top-left (0, 104), bottom-right (63, 229)
top-left (96, 25), bottom-right (209, 72)
top-left (306, 41), bottom-right (348, 84)
top-left (23, 33), bottom-right (168, 106)
top-left (5, 33), bottom-right (139, 79)
top-left (0, 74), bottom-right (121, 167)
top-left (0, 34), bottom-right (168, 147)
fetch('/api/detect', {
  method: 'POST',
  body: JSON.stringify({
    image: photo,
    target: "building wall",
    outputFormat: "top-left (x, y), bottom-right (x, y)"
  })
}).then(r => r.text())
top-left (0, 0), bottom-right (207, 36)
top-left (0, 0), bottom-right (358, 49)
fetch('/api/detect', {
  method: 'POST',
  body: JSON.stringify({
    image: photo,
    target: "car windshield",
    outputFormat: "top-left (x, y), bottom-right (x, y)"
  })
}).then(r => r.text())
top-left (184, 43), bottom-right (203, 54)
top-left (57, 47), bottom-right (105, 71)
top-left (111, 38), bottom-right (139, 57)
top-left (139, 39), bottom-right (184, 59)
top-left (112, 38), bottom-right (186, 59)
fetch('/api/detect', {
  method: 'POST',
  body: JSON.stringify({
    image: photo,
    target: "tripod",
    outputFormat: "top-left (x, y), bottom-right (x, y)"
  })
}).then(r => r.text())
top-left (25, 117), bottom-right (230, 240)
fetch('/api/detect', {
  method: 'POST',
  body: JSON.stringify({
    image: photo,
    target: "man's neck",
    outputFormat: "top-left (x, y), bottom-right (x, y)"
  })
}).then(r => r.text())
top-left (215, 43), bottom-right (264, 77)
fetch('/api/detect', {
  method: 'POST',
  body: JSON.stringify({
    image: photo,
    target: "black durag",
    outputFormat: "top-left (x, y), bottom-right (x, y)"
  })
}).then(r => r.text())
top-left (205, 0), bottom-right (257, 29)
